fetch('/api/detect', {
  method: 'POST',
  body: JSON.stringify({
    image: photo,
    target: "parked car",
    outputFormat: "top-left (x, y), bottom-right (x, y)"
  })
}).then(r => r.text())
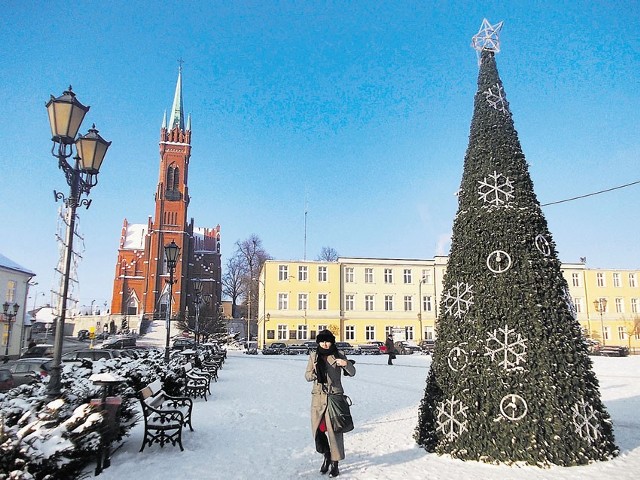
top-left (21, 344), bottom-right (54, 358)
top-left (0, 369), bottom-right (15, 392)
top-left (303, 341), bottom-right (318, 352)
top-left (599, 345), bottom-right (630, 357)
top-left (102, 336), bottom-right (137, 349)
top-left (262, 342), bottom-right (287, 355)
top-left (394, 341), bottom-right (420, 355)
top-left (172, 338), bottom-right (196, 351)
top-left (95, 331), bottom-right (110, 341)
top-left (419, 339), bottom-right (436, 354)
top-left (335, 342), bottom-right (361, 355)
top-left (62, 349), bottom-right (122, 363)
top-left (76, 329), bottom-right (90, 341)
top-left (358, 343), bottom-right (382, 355)
top-left (9, 358), bottom-right (52, 386)
top-left (286, 344), bottom-right (309, 355)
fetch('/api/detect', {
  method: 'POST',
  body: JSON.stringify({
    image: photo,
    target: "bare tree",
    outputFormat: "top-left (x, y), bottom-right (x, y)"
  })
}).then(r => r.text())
top-left (222, 252), bottom-right (246, 319)
top-left (316, 246), bottom-right (339, 262)
top-left (234, 234), bottom-right (272, 322)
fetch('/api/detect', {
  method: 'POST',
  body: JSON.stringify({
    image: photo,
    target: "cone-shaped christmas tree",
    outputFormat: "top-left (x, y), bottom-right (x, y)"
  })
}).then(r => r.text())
top-left (415, 20), bottom-right (618, 466)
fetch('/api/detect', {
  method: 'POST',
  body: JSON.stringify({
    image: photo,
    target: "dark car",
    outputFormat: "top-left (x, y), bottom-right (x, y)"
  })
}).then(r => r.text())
top-left (286, 344), bottom-right (309, 355)
top-left (95, 331), bottom-right (110, 341)
top-left (304, 341), bottom-right (318, 352)
top-left (358, 343), bottom-right (382, 355)
top-left (0, 369), bottom-right (15, 392)
top-left (172, 338), bottom-right (196, 351)
top-left (77, 329), bottom-right (90, 341)
top-left (62, 349), bottom-right (122, 362)
top-left (9, 358), bottom-right (52, 386)
top-left (419, 339), bottom-right (436, 354)
top-left (21, 344), bottom-right (54, 358)
top-left (102, 336), bottom-right (137, 349)
top-left (335, 342), bottom-right (361, 355)
top-left (599, 345), bottom-right (630, 357)
top-left (394, 341), bottom-right (419, 355)
top-left (262, 342), bottom-right (287, 355)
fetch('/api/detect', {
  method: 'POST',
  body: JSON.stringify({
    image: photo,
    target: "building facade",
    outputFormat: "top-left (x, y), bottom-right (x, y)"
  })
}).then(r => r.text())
top-left (1, 253), bottom-right (35, 359)
top-left (258, 257), bottom-right (640, 351)
top-left (109, 68), bottom-right (222, 333)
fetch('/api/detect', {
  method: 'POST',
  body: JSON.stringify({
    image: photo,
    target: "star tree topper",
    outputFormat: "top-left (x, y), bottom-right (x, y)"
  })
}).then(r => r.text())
top-left (471, 19), bottom-right (504, 64)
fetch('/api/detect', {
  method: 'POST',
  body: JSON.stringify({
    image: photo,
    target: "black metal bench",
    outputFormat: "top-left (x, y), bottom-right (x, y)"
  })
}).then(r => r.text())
top-left (138, 380), bottom-right (193, 452)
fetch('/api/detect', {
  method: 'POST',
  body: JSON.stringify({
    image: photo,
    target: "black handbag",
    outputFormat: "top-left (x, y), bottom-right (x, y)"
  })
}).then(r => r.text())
top-left (327, 394), bottom-right (354, 434)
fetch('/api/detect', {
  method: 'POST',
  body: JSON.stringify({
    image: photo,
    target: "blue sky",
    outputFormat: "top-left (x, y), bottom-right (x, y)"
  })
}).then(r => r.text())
top-left (1, 1), bottom-right (638, 309)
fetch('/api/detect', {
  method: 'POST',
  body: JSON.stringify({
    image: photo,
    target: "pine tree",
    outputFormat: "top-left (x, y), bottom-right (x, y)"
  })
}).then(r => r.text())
top-left (415, 20), bottom-right (618, 466)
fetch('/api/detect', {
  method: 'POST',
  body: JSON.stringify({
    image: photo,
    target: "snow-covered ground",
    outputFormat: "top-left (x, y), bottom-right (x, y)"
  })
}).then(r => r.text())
top-left (93, 345), bottom-right (640, 480)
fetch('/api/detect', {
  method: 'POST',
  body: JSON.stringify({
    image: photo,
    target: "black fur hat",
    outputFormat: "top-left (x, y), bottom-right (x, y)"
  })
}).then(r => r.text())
top-left (316, 329), bottom-right (336, 344)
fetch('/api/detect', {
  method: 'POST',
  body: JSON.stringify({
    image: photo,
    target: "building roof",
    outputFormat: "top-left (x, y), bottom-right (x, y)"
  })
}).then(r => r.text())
top-left (0, 252), bottom-right (35, 276)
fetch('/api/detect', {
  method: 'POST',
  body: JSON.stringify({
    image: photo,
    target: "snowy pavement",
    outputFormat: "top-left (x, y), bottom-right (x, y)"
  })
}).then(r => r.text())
top-left (92, 351), bottom-right (640, 479)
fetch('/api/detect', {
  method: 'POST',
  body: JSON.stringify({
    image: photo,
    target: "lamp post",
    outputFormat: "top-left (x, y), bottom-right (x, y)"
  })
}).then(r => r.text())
top-left (594, 298), bottom-right (607, 346)
top-left (418, 276), bottom-right (427, 342)
top-left (253, 277), bottom-right (268, 349)
top-left (3, 302), bottom-right (19, 363)
top-left (164, 241), bottom-right (180, 362)
top-left (193, 278), bottom-right (203, 346)
top-left (45, 87), bottom-right (111, 397)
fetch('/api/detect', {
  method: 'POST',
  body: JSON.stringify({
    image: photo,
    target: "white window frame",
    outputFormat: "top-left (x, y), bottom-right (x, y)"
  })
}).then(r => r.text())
top-left (318, 266), bottom-right (328, 282)
top-left (384, 295), bottom-right (394, 311)
top-left (421, 269), bottom-right (432, 284)
top-left (630, 273), bottom-right (637, 288)
top-left (384, 268), bottom-right (393, 284)
top-left (403, 269), bottom-right (412, 284)
top-left (597, 272), bottom-right (605, 287)
top-left (277, 324), bottom-right (288, 340)
top-left (423, 295), bottom-right (432, 312)
top-left (345, 294), bottom-right (354, 311)
top-left (365, 268), bottom-right (374, 283)
top-left (345, 325), bottom-right (355, 341)
top-left (365, 325), bottom-right (375, 340)
top-left (572, 273), bottom-right (581, 287)
top-left (631, 298), bottom-right (639, 314)
top-left (615, 298), bottom-right (624, 313)
top-left (298, 324), bottom-right (308, 340)
top-left (613, 273), bottom-right (621, 288)
top-left (278, 293), bottom-right (289, 310)
top-left (405, 326), bottom-right (414, 341)
top-left (278, 265), bottom-right (289, 281)
top-left (298, 293), bottom-right (308, 311)
top-left (617, 326), bottom-right (625, 340)
top-left (345, 267), bottom-right (354, 283)
top-left (298, 265), bottom-right (308, 281)
top-left (318, 293), bottom-right (327, 310)
top-left (404, 295), bottom-right (413, 311)
top-left (365, 295), bottom-right (374, 311)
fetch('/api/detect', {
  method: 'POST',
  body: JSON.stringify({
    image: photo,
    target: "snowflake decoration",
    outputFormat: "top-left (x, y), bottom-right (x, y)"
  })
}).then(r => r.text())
top-left (486, 250), bottom-right (512, 273)
top-left (498, 394), bottom-right (528, 421)
top-left (563, 287), bottom-right (577, 320)
top-left (443, 282), bottom-right (474, 318)
top-left (534, 234), bottom-right (552, 256)
top-left (471, 19), bottom-right (504, 54)
top-left (447, 344), bottom-right (469, 372)
top-left (483, 84), bottom-right (509, 114)
top-left (485, 324), bottom-right (527, 372)
top-left (573, 399), bottom-right (600, 443)
top-left (436, 396), bottom-right (469, 441)
top-left (478, 171), bottom-right (514, 206)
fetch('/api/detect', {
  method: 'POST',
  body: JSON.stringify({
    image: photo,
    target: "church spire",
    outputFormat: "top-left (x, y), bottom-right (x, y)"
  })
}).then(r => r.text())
top-left (168, 63), bottom-right (184, 130)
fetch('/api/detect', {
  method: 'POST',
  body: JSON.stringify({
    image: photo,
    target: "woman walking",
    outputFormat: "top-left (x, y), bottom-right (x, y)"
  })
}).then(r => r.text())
top-left (305, 330), bottom-right (356, 477)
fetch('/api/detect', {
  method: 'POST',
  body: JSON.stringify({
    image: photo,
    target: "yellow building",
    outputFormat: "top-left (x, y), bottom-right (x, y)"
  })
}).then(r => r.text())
top-left (562, 265), bottom-right (640, 348)
top-left (258, 258), bottom-right (640, 352)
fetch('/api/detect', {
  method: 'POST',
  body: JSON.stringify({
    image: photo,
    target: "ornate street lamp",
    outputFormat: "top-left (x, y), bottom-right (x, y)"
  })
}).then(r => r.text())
top-left (193, 278), bottom-right (203, 346)
top-left (46, 87), bottom-right (110, 397)
top-left (164, 241), bottom-right (180, 362)
top-left (593, 298), bottom-right (608, 346)
top-left (3, 302), bottom-right (19, 363)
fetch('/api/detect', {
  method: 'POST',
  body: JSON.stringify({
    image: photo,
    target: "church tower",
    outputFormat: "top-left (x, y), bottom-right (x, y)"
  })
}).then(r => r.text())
top-left (145, 67), bottom-right (192, 317)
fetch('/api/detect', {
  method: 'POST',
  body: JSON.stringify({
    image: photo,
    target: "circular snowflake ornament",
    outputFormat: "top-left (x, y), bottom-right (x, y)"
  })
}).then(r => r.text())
top-left (447, 344), bottom-right (469, 372)
top-left (486, 250), bottom-right (512, 273)
top-left (534, 234), bottom-right (552, 256)
top-left (499, 394), bottom-right (528, 421)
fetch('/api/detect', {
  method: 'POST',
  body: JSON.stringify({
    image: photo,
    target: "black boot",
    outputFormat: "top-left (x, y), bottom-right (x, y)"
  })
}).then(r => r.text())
top-left (328, 461), bottom-right (339, 477)
top-left (320, 452), bottom-right (331, 474)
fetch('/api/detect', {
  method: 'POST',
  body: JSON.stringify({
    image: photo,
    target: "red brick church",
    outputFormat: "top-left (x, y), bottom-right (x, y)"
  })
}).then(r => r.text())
top-left (109, 68), bottom-right (222, 332)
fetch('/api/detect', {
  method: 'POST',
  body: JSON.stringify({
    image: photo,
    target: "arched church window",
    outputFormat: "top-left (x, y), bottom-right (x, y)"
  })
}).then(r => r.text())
top-left (166, 166), bottom-right (175, 191)
top-left (173, 167), bottom-right (180, 191)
